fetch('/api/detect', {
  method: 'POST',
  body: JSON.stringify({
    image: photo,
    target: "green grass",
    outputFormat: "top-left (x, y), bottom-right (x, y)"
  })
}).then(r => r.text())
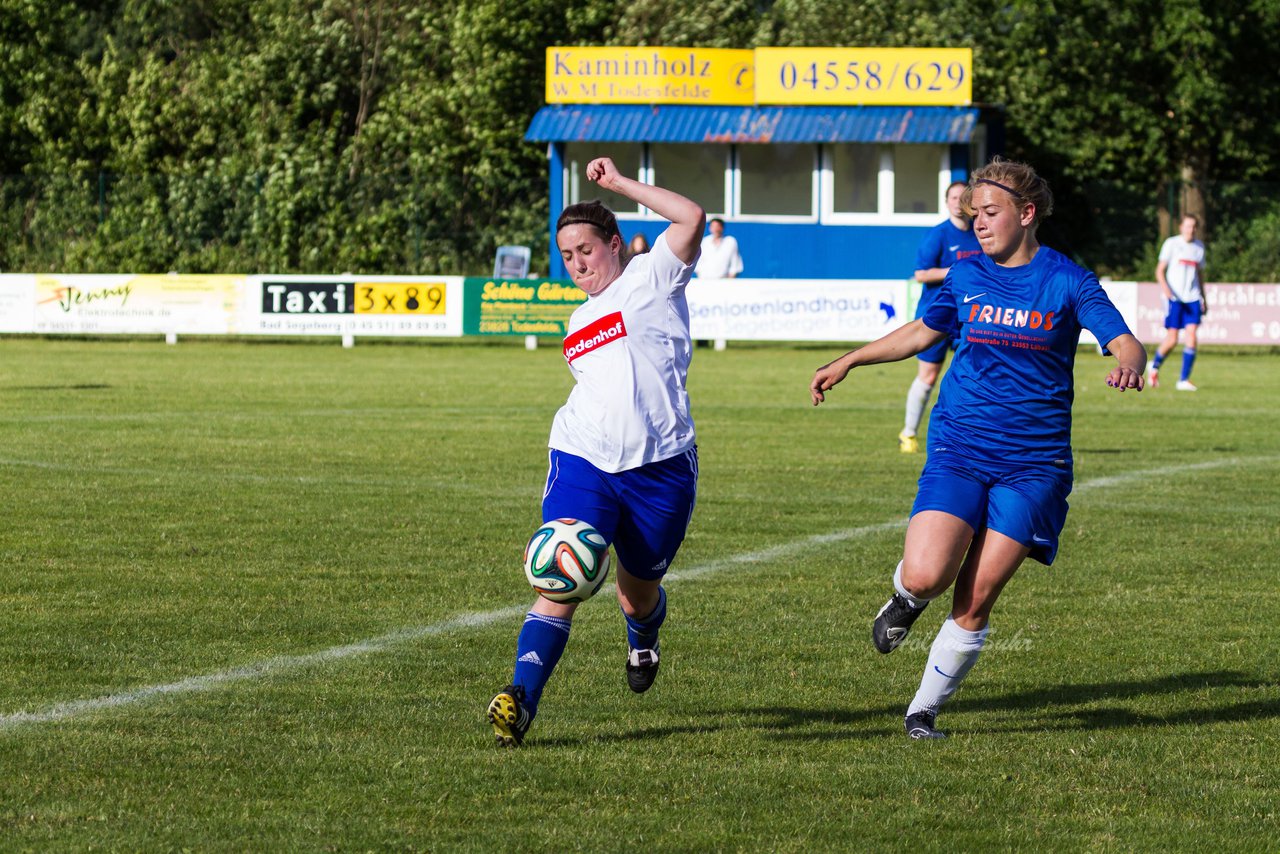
top-left (0, 336), bottom-right (1277, 851)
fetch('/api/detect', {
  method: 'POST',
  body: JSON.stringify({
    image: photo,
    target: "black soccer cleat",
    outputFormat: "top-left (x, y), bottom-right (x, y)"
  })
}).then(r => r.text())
top-left (487, 684), bottom-right (532, 747)
top-left (905, 711), bottom-right (947, 739)
top-left (872, 593), bottom-right (927, 654)
top-left (626, 646), bottom-right (660, 694)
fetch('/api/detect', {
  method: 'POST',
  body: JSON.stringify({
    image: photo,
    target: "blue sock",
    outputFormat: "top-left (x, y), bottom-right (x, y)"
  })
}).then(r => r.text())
top-left (1180, 348), bottom-right (1196, 381)
top-left (1152, 350), bottom-right (1167, 369)
top-left (512, 611), bottom-right (572, 716)
top-left (624, 586), bottom-right (667, 651)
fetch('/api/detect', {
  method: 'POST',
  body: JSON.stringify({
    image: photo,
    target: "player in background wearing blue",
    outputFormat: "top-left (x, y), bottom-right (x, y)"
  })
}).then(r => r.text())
top-left (810, 157), bottom-right (1147, 739)
top-left (487, 157), bottom-right (705, 747)
top-left (899, 181), bottom-right (982, 453)
top-left (1148, 214), bottom-right (1208, 391)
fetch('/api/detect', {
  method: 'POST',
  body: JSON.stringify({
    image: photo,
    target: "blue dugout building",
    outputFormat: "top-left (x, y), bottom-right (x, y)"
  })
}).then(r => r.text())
top-left (526, 103), bottom-right (1003, 279)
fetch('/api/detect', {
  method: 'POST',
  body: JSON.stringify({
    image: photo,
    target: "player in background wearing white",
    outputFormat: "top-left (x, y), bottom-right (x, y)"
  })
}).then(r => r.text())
top-left (899, 181), bottom-right (983, 453)
top-left (487, 157), bottom-right (705, 747)
top-left (1149, 214), bottom-right (1208, 391)
top-left (694, 217), bottom-right (743, 279)
top-left (810, 158), bottom-right (1146, 739)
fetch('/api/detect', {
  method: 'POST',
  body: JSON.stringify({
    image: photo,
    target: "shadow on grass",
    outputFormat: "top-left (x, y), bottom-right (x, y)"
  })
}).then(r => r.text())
top-left (7, 383), bottom-right (112, 391)
top-left (535, 670), bottom-right (1277, 747)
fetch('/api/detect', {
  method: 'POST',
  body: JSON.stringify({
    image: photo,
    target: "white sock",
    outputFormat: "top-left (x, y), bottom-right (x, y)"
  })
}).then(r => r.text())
top-left (892, 561), bottom-right (932, 609)
top-left (903, 378), bottom-right (934, 435)
top-left (907, 616), bottom-right (989, 716)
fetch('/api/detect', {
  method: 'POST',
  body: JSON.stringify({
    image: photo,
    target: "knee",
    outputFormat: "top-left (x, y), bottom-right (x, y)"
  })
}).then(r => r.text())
top-left (899, 561), bottom-right (949, 600)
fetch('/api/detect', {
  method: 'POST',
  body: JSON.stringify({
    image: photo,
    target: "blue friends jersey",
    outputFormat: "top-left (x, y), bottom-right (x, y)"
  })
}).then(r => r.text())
top-left (921, 246), bottom-right (1131, 465)
top-left (914, 219), bottom-right (983, 320)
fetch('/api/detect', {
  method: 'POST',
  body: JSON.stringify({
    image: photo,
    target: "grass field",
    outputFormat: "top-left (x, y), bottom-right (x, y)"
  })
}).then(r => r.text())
top-left (1, 335), bottom-right (1277, 851)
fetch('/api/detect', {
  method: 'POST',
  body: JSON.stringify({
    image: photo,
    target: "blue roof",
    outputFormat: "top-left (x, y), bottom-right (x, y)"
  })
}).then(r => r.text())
top-left (526, 105), bottom-right (980, 144)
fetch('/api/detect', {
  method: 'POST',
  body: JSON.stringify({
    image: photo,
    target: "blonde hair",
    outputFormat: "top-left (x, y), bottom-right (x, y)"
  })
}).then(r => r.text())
top-left (963, 157), bottom-right (1054, 226)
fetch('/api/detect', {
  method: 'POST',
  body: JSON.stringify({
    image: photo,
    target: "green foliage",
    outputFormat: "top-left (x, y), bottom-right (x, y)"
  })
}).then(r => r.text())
top-left (0, 0), bottom-right (1277, 277)
top-left (1201, 184), bottom-right (1280, 283)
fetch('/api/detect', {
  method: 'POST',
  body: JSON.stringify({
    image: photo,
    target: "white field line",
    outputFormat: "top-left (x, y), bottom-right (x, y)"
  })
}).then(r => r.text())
top-left (1, 454), bottom-right (1274, 732)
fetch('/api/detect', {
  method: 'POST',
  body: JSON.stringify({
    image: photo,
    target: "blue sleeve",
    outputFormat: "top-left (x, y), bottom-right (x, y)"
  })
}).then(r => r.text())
top-left (915, 225), bottom-right (943, 271)
top-left (921, 272), bottom-right (958, 335)
top-left (1075, 275), bottom-right (1131, 348)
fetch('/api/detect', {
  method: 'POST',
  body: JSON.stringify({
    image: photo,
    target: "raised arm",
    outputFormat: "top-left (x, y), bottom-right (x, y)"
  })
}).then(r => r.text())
top-left (810, 320), bottom-right (948, 406)
top-left (1103, 333), bottom-right (1147, 392)
top-left (587, 157), bottom-right (705, 265)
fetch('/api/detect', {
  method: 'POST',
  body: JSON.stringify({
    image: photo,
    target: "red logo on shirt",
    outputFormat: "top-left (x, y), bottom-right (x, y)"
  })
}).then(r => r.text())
top-left (563, 311), bottom-right (627, 363)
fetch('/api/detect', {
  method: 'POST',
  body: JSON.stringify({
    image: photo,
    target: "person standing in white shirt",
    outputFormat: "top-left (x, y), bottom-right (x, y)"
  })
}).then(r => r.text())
top-left (487, 156), bottom-right (705, 747)
top-left (694, 217), bottom-right (743, 279)
top-left (1149, 214), bottom-right (1208, 391)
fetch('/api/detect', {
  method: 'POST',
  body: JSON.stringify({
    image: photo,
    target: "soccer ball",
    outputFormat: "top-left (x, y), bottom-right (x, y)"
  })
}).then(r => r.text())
top-left (523, 518), bottom-right (611, 603)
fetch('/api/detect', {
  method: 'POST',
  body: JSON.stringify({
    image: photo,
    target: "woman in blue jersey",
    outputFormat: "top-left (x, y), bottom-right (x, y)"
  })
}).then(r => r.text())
top-left (487, 157), bottom-right (705, 747)
top-left (898, 181), bottom-right (982, 454)
top-left (810, 157), bottom-right (1147, 739)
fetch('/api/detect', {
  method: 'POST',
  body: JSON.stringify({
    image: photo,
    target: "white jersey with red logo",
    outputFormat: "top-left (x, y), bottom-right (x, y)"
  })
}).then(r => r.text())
top-left (549, 233), bottom-right (697, 473)
top-left (1158, 235), bottom-right (1206, 303)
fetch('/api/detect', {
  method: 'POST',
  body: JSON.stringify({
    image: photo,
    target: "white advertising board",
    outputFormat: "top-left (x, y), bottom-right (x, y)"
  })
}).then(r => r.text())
top-left (688, 278), bottom-right (910, 342)
top-left (0, 275), bottom-right (35, 333)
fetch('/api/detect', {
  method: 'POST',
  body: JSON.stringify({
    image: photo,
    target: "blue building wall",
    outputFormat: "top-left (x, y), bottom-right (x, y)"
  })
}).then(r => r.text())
top-left (609, 220), bottom-right (931, 280)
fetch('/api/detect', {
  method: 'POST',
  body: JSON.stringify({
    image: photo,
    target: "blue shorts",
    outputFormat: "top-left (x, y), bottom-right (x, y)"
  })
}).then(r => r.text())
top-left (1164, 299), bottom-right (1202, 329)
top-left (542, 448), bottom-right (698, 580)
top-left (911, 450), bottom-right (1073, 565)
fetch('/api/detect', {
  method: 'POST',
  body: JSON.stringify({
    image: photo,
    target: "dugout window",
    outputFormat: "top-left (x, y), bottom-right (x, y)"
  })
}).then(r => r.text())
top-left (893, 144), bottom-right (947, 214)
top-left (649, 144), bottom-right (730, 217)
top-left (822, 143), bottom-right (950, 225)
top-left (826, 144), bottom-right (880, 215)
top-left (736, 144), bottom-right (818, 220)
top-left (565, 142), bottom-right (643, 213)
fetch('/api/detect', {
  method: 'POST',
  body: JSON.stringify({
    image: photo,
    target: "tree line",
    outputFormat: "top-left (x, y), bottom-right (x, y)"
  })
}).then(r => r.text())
top-left (1, 0), bottom-right (1277, 280)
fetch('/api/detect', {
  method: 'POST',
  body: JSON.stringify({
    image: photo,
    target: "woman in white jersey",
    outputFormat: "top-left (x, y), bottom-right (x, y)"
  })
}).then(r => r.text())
top-left (488, 156), bottom-right (705, 747)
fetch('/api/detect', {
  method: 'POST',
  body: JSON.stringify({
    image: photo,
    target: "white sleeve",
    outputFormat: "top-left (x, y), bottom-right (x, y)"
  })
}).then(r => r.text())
top-left (650, 232), bottom-right (696, 292)
top-left (727, 236), bottom-right (744, 276)
top-left (1158, 237), bottom-right (1174, 263)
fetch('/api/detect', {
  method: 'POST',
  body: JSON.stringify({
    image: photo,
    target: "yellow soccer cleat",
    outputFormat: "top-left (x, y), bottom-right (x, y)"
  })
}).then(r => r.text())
top-left (898, 431), bottom-right (919, 454)
top-left (487, 685), bottom-right (532, 748)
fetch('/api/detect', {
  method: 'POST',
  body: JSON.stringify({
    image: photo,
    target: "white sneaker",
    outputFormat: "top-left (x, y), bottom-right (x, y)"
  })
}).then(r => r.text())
top-left (1175, 380), bottom-right (1198, 391)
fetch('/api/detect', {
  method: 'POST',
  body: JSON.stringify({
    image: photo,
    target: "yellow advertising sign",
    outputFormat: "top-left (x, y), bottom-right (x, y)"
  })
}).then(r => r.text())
top-left (32, 273), bottom-right (240, 334)
top-left (755, 47), bottom-right (972, 106)
top-left (546, 47), bottom-right (754, 105)
top-left (353, 281), bottom-right (447, 315)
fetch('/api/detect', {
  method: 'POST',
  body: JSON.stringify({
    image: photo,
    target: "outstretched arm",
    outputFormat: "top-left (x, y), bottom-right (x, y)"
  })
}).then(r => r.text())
top-left (1103, 333), bottom-right (1147, 392)
top-left (810, 320), bottom-right (947, 406)
top-left (587, 157), bottom-right (705, 265)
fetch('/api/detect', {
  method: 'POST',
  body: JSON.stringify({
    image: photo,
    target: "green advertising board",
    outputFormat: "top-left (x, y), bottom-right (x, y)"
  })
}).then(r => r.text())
top-left (462, 278), bottom-right (585, 336)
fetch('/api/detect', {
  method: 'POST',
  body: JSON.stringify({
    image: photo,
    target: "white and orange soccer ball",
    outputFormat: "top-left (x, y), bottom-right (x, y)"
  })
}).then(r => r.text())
top-left (523, 518), bottom-right (611, 604)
